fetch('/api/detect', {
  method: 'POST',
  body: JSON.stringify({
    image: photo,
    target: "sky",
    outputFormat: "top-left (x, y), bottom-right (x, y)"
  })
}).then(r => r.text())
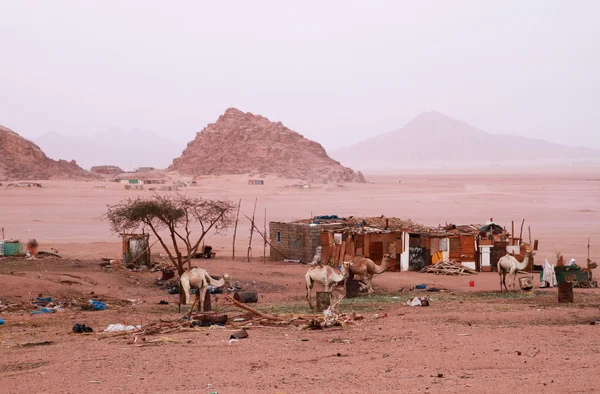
top-left (1, 0), bottom-right (598, 151)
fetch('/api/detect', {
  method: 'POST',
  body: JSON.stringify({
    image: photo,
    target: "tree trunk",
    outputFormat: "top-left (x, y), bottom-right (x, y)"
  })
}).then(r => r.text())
top-left (192, 313), bottom-right (227, 325)
top-left (233, 291), bottom-right (258, 303)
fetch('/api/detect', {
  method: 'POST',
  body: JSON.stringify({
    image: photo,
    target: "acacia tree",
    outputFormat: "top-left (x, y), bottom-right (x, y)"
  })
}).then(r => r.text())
top-left (105, 194), bottom-right (235, 275)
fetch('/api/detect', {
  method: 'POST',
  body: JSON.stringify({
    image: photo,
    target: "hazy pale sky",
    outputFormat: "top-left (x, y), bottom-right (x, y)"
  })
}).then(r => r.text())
top-left (1, 0), bottom-right (598, 151)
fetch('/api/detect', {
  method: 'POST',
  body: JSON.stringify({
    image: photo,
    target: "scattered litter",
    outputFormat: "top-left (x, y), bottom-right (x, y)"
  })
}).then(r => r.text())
top-left (228, 338), bottom-right (239, 345)
top-left (427, 287), bottom-right (441, 292)
top-left (89, 380), bottom-right (101, 384)
top-left (407, 297), bottom-right (430, 307)
top-left (31, 307), bottom-right (53, 314)
top-left (73, 323), bottom-right (94, 333)
top-left (88, 300), bottom-right (106, 311)
top-left (35, 297), bottom-right (52, 304)
top-left (0, 319), bottom-right (4, 325)
top-left (104, 324), bottom-right (141, 332)
top-left (208, 286), bottom-right (223, 294)
top-left (233, 317), bottom-right (245, 322)
top-left (229, 328), bottom-right (249, 339)
top-left (158, 300), bottom-right (169, 305)
top-left (457, 333), bottom-right (472, 337)
top-left (167, 287), bottom-right (179, 295)
top-left (415, 284), bottom-right (427, 290)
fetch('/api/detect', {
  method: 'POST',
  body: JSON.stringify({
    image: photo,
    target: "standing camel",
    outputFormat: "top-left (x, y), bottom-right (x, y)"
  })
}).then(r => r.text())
top-left (497, 251), bottom-right (532, 292)
top-left (347, 254), bottom-right (390, 290)
top-left (179, 268), bottom-right (230, 313)
top-left (305, 264), bottom-right (349, 309)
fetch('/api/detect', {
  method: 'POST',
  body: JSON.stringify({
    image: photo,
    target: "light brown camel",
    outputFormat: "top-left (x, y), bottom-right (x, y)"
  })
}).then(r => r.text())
top-left (347, 253), bottom-right (390, 290)
top-left (497, 251), bottom-right (532, 292)
top-left (179, 267), bottom-right (230, 313)
top-left (305, 264), bottom-right (349, 308)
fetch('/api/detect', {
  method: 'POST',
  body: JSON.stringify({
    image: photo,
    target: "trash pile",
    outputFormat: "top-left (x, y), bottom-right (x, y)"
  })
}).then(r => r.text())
top-left (420, 260), bottom-right (478, 276)
top-left (30, 296), bottom-right (66, 314)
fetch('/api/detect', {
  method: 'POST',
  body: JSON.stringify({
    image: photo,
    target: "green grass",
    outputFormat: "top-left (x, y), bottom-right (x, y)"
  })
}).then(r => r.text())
top-left (428, 290), bottom-right (552, 302)
top-left (257, 294), bottom-right (406, 315)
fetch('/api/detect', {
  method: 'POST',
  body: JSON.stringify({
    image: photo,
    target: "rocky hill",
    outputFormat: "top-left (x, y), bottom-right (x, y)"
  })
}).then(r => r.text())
top-left (170, 108), bottom-right (365, 183)
top-left (0, 125), bottom-right (93, 181)
top-left (331, 111), bottom-right (600, 171)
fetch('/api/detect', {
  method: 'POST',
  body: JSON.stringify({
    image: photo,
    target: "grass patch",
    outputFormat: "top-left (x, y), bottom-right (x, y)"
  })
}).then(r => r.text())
top-left (429, 290), bottom-right (552, 302)
top-left (257, 295), bottom-right (406, 315)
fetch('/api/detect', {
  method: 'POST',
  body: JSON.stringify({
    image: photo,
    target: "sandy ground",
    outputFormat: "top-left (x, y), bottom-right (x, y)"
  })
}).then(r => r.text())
top-left (1, 170), bottom-right (600, 393)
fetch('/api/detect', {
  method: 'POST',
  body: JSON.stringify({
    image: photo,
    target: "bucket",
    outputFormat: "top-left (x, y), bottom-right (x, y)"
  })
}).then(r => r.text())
top-left (469, 280), bottom-right (475, 287)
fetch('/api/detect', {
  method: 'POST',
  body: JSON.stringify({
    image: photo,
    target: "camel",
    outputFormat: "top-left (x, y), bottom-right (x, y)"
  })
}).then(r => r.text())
top-left (497, 251), bottom-right (532, 292)
top-left (346, 253), bottom-right (390, 290)
top-left (179, 268), bottom-right (230, 313)
top-left (305, 264), bottom-right (349, 308)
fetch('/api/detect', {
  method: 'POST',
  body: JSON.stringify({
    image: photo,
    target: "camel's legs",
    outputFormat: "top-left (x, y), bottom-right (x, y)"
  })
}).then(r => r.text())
top-left (199, 287), bottom-right (209, 312)
top-left (500, 272), bottom-right (508, 292)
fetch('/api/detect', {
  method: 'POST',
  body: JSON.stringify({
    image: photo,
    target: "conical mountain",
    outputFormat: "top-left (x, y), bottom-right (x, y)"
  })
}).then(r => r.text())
top-left (331, 111), bottom-right (599, 171)
top-left (170, 108), bottom-right (365, 183)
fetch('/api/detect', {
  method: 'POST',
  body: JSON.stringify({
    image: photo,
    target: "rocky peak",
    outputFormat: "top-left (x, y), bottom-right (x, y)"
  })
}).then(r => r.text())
top-left (170, 109), bottom-right (365, 183)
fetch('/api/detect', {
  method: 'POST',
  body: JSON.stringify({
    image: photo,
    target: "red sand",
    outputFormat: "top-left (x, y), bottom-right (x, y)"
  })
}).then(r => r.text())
top-left (1, 171), bottom-right (599, 393)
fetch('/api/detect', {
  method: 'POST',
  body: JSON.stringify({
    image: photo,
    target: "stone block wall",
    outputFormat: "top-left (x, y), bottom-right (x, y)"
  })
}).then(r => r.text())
top-left (269, 222), bottom-right (344, 262)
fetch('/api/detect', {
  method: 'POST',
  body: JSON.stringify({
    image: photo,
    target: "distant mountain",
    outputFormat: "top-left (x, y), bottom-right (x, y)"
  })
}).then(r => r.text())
top-left (330, 111), bottom-right (600, 171)
top-left (170, 108), bottom-right (365, 183)
top-left (35, 129), bottom-right (185, 171)
top-left (0, 125), bottom-right (92, 181)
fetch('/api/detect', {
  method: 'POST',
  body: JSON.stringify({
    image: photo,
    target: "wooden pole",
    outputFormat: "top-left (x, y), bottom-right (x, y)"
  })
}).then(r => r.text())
top-left (244, 215), bottom-right (290, 260)
top-left (511, 221), bottom-right (515, 245)
top-left (263, 206), bottom-right (267, 264)
top-left (247, 197), bottom-right (257, 262)
top-left (588, 237), bottom-right (591, 268)
top-left (518, 219), bottom-right (525, 245)
top-left (528, 226), bottom-right (532, 246)
top-left (232, 199), bottom-right (241, 260)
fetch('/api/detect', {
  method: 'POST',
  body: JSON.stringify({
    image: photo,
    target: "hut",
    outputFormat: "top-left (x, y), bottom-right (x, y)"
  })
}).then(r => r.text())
top-left (121, 233), bottom-right (151, 267)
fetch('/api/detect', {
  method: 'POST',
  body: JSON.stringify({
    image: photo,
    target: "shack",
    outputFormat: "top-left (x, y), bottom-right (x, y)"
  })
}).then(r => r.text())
top-left (269, 220), bottom-right (345, 262)
top-left (120, 233), bottom-right (150, 267)
top-left (270, 216), bottom-right (526, 272)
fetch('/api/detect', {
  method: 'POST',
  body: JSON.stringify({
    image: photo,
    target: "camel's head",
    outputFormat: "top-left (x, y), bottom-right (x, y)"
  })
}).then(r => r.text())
top-left (223, 273), bottom-right (231, 283)
top-left (341, 261), bottom-right (353, 276)
top-left (383, 254), bottom-right (391, 259)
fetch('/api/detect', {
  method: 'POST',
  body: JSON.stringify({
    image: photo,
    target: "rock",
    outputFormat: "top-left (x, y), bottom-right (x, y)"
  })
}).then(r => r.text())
top-left (169, 108), bottom-right (365, 183)
top-left (0, 125), bottom-right (94, 181)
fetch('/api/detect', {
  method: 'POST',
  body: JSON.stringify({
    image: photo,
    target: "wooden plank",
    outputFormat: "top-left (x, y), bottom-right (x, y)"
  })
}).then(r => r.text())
top-left (338, 240), bottom-right (346, 265)
top-left (363, 233), bottom-right (370, 256)
top-left (320, 231), bottom-right (330, 264)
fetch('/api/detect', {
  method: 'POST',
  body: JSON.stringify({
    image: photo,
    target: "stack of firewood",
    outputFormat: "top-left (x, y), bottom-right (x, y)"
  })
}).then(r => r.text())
top-left (420, 260), bottom-right (478, 276)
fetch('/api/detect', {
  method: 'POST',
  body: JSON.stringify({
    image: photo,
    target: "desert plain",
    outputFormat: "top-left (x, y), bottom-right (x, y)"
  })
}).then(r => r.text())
top-left (0, 169), bottom-right (599, 393)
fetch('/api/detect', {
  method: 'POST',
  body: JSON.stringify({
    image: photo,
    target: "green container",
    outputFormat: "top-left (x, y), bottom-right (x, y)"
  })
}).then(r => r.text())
top-left (3, 241), bottom-right (24, 256)
top-left (554, 265), bottom-right (588, 284)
